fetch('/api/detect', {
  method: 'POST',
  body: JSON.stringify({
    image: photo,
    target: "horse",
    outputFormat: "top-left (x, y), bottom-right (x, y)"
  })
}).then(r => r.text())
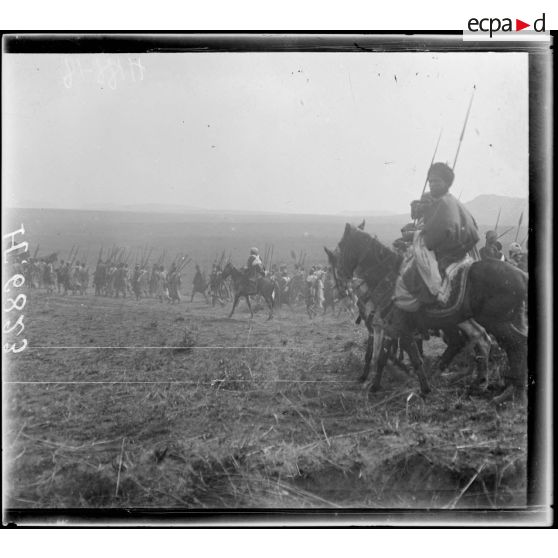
top-left (326, 223), bottom-right (528, 404)
top-left (221, 262), bottom-right (277, 320)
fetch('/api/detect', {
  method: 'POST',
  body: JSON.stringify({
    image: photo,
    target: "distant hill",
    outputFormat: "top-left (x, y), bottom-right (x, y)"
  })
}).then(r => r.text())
top-left (10, 193), bottom-right (528, 227)
top-left (360, 194), bottom-right (528, 229)
top-left (463, 194), bottom-right (528, 227)
top-left (6, 199), bottom-right (529, 273)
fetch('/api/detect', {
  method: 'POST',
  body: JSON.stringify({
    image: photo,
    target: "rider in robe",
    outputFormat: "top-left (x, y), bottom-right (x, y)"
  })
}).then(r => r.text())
top-left (246, 247), bottom-right (264, 288)
top-left (398, 162), bottom-right (480, 308)
top-left (480, 230), bottom-right (505, 261)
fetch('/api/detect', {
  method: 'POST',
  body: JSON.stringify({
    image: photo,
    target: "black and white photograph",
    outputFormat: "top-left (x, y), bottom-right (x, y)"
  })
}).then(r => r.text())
top-left (2, 34), bottom-right (552, 525)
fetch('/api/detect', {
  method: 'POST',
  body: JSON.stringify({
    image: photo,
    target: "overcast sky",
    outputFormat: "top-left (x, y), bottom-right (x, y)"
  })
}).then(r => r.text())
top-left (3, 51), bottom-right (528, 214)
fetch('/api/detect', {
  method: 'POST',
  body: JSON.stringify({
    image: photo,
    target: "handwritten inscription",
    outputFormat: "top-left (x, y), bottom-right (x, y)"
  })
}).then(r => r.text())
top-left (62, 55), bottom-right (145, 90)
top-left (3, 225), bottom-right (28, 354)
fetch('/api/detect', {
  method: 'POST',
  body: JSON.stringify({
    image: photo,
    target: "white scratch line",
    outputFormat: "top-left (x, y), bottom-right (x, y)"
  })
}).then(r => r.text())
top-left (24, 346), bottom-right (313, 350)
top-left (4, 380), bottom-right (354, 385)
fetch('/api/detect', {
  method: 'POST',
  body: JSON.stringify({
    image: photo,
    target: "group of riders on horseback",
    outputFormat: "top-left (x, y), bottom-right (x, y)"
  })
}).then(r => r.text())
top-left (326, 161), bottom-right (529, 405)
top-left (192, 247), bottom-right (336, 318)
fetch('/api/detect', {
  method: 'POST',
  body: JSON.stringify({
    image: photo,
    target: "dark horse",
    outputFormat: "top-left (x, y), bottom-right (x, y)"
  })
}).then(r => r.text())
top-left (221, 262), bottom-right (277, 320)
top-left (326, 224), bottom-right (528, 403)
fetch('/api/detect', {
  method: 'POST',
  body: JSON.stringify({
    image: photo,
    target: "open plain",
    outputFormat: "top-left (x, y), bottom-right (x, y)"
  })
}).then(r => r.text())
top-left (5, 287), bottom-right (527, 509)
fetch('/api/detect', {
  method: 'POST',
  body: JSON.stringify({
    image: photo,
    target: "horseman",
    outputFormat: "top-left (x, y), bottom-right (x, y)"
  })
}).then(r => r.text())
top-left (400, 162), bottom-right (479, 305)
top-left (480, 230), bottom-right (504, 261)
top-left (246, 247), bottom-right (265, 288)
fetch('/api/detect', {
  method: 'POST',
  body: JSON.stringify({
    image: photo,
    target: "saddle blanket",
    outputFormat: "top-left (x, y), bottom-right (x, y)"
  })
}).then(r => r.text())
top-left (394, 251), bottom-right (473, 316)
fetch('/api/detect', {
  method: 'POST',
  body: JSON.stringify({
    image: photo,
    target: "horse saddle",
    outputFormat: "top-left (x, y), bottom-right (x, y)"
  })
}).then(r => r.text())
top-left (394, 256), bottom-right (473, 319)
top-left (423, 258), bottom-right (473, 318)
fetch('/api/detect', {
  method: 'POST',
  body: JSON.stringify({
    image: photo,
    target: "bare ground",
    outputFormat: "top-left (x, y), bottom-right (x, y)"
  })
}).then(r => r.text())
top-left (4, 290), bottom-right (527, 510)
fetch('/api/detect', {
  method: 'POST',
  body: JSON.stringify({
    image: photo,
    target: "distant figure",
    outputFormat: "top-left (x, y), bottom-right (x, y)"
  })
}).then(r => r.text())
top-left (209, 264), bottom-right (225, 307)
top-left (156, 266), bottom-right (171, 303)
top-left (508, 242), bottom-right (528, 273)
top-left (167, 263), bottom-right (182, 303)
top-left (131, 264), bottom-right (142, 300)
top-left (275, 264), bottom-right (291, 307)
top-left (191, 264), bottom-right (209, 303)
top-left (323, 268), bottom-right (336, 314)
top-left (43, 261), bottom-right (55, 294)
top-left (94, 260), bottom-right (107, 296)
top-left (480, 230), bottom-right (504, 261)
top-left (113, 263), bottom-right (128, 298)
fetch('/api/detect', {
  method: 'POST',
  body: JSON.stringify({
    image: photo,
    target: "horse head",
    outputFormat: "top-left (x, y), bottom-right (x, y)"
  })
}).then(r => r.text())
top-left (335, 223), bottom-right (365, 281)
top-left (324, 246), bottom-right (345, 294)
top-left (334, 223), bottom-right (400, 286)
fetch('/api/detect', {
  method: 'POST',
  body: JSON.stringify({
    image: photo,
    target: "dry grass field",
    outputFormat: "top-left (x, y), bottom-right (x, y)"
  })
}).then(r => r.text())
top-left (5, 288), bottom-right (527, 510)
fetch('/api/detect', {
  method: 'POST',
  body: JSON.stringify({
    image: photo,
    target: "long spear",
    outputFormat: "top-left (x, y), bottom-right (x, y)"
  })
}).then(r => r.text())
top-left (218, 250), bottom-right (226, 269)
top-left (143, 247), bottom-right (153, 268)
top-left (514, 211), bottom-right (524, 242)
top-left (494, 207), bottom-right (502, 233)
top-left (497, 226), bottom-right (514, 240)
top-left (420, 129), bottom-right (443, 199)
top-left (451, 86), bottom-right (477, 259)
top-left (452, 85), bottom-right (476, 172)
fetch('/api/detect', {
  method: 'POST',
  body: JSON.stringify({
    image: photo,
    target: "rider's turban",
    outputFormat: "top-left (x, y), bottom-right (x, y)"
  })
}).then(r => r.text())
top-left (428, 162), bottom-right (455, 187)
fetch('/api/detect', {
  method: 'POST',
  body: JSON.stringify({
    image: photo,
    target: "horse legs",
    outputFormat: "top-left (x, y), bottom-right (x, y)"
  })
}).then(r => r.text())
top-left (399, 334), bottom-right (431, 395)
top-left (486, 322), bottom-right (527, 405)
top-left (457, 319), bottom-right (492, 386)
top-left (437, 327), bottom-right (467, 373)
top-left (245, 296), bottom-right (254, 318)
top-left (266, 295), bottom-right (274, 320)
top-left (360, 332), bottom-right (374, 383)
top-left (229, 294), bottom-right (241, 318)
top-left (363, 325), bottom-right (385, 392)
top-left (391, 339), bottom-right (411, 375)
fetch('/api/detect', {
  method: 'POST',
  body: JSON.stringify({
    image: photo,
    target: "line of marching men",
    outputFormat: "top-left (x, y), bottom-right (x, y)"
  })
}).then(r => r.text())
top-left (14, 257), bottom-right (89, 295)
top-left (92, 260), bottom-right (182, 302)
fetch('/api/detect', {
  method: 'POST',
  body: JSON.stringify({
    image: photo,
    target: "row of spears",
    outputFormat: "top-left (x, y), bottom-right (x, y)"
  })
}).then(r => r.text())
top-left (12, 242), bottom-right (354, 319)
